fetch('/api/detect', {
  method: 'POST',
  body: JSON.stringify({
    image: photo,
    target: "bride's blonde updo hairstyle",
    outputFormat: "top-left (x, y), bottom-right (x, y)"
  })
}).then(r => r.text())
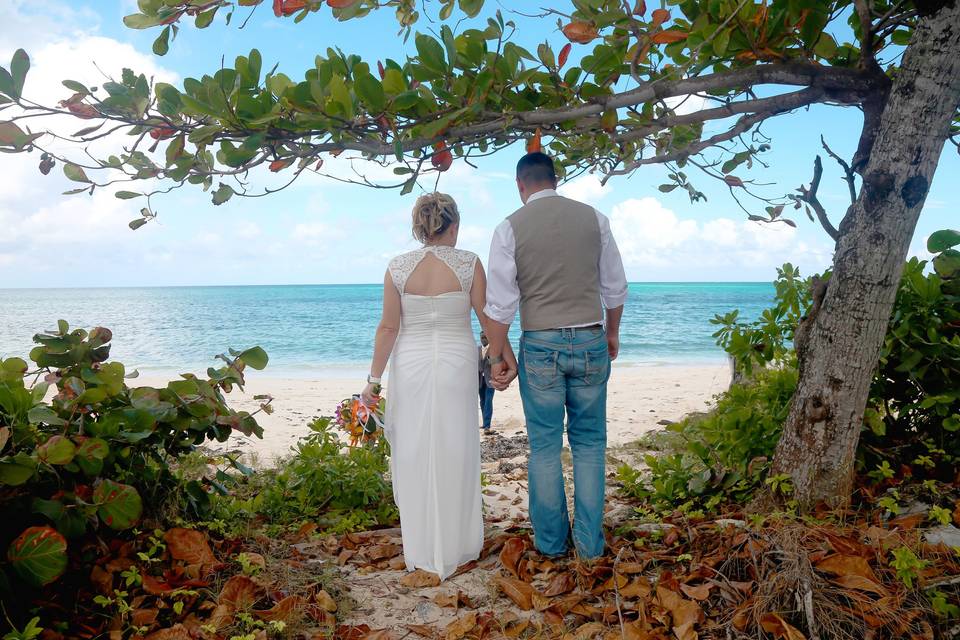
top-left (411, 192), bottom-right (460, 243)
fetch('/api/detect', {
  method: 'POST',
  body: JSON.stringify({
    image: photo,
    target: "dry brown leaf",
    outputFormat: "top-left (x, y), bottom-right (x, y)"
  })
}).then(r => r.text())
top-left (563, 621), bottom-right (605, 640)
top-left (531, 590), bottom-right (553, 611)
top-left (367, 544), bottom-right (402, 561)
top-left (143, 625), bottom-right (192, 640)
top-left (494, 576), bottom-right (535, 610)
top-left (400, 569), bottom-right (441, 588)
top-left (255, 595), bottom-right (305, 622)
top-left (363, 631), bottom-right (395, 640)
top-left (444, 611), bottom-right (478, 640)
top-left (500, 537), bottom-right (527, 580)
top-left (617, 561), bottom-right (646, 574)
top-left (830, 573), bottom-right (889, 596)
top-left (823, 531), bottom-right (866, 557)
top-left (404, 624), bottom-right (436, 638)
top-left (338, 549), bottom-right (356, 566)
top-left (953, 501), bottom-right (960, 527)
top-left (164, 528), bottom-right (217, 566)
top-left (315, 589), bottom-right (338, 612)
top-left (543, 571), bottom-right (577, 597)
top-left (90, 564), bottom-right (114, 595)
top-left (679, 583), bottom-right (713, 601)
top-left (503, 618), bottom-right (529, 638)
top-left (140, 573), bottom-right (176, 596)
top-left (389, 556), bottom-right (406, 570)
top-left (621, 577), bottom-right (652, 599)
top-left (656, 586), bottom-right (702, 640)
top-left (219, 575), bottom-right (261, 610)
top-left (815, 554), bottom-right (880, 583)
top-left (433, 592), bottom-right (459, 608)
top-left (760, 613), bottom-right (807, 640)
top-left (130, 608), bottom-right (159, 628)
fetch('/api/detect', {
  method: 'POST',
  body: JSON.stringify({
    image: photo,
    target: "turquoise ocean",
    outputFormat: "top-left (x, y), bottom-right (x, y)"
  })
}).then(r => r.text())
top-left (0, 283), bottom-right (773, 377)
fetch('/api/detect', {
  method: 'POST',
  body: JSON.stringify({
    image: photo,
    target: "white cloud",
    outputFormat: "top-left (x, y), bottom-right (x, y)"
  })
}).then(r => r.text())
top-left (609, 197), bottom-right (834, 279)
top-left (558, 174), bottom-right (613, 206)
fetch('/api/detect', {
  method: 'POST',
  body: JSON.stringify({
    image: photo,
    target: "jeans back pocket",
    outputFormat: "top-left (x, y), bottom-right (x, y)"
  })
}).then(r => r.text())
top-left (522, 347), bottom-right (560, 391)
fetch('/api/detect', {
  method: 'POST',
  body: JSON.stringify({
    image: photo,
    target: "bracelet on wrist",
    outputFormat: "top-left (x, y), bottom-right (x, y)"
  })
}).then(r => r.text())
top-left (367, 374), bottom-right (382, 385)
top-left (486, 354), bottom-right (503, 366)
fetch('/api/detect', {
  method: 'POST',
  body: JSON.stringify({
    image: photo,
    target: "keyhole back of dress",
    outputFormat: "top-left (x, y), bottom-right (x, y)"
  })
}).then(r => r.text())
top-left (403, 251), bottom-right (464, 296)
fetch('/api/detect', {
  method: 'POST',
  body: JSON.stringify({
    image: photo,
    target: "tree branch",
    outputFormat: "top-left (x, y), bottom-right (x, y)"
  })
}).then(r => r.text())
top-left (801, 155), bottom-right (840, 241)
top-left (820, 135), bottom-right (858, 204)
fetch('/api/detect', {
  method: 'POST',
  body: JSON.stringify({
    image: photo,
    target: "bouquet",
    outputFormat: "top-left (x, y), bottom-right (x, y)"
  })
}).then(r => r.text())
top-left (335, 386), bottom-right (385, 446)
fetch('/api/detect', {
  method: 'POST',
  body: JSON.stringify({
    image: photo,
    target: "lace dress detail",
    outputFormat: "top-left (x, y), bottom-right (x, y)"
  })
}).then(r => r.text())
top-left (388, 246), bottom-right (477, 295)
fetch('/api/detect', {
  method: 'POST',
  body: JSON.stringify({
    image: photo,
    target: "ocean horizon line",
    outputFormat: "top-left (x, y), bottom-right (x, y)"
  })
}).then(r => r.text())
top-left (0, 280), bottom-right (776, 291)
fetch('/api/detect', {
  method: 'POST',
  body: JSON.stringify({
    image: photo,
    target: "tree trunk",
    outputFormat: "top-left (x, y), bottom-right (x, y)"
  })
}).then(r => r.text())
top-left (771, 2), bottom-right (960, 510)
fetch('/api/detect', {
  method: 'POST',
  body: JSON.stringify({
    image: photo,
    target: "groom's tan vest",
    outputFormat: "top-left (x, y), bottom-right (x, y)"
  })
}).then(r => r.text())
top-left (508, 194), bottom-right (603, 331)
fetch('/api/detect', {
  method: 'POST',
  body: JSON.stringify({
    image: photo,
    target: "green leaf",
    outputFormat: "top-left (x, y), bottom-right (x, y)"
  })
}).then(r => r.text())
top-left (62, 80), bottom-right (89, 95)
top-left (63, 163), bottom-right (90, 183)
top-left (212, 183), bottom-right (234, 205)
top-left (152, 26), bottom-right (170, 56)
top-left (10, 49), bottom-right (29, 98)
top-left (813, 34), bottom-right (838, 59)
top-left (927, 229), bottom-right (960, 253)
top-left (94, 480), bottom-right (142, 530)
top-left (195, 8), bottom-right (216, 29)
top-left (115, 191), bottom-right (142, 200)
top-left (933, 249), bottom-right (960, 279)
top-left (122, 13), bottom-right (163, 29)
top-left (0, 453), bottom-right (37, 486)
top-left (37, 435), bottom-right (76, 465)
top-left (713, 29), bottom-right (730, 57)
top-left (891, 30), bottom-right (912, 46)
top-left (354, 73), bottom-right (386, 112)
top-left (459, 0), bottom-right (484, 17)
top-left (129, 218), bottom-right (149, 231)
top-left (238, 346), bottom-right (269, 370)
top-left (7, 526), bottom-right (68, 587)
top-left (415, 33), bottom-right (447, 75)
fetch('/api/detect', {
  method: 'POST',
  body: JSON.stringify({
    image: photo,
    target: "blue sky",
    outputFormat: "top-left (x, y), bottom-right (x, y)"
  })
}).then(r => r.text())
top-left (0, 0), bottom-right (955, 287)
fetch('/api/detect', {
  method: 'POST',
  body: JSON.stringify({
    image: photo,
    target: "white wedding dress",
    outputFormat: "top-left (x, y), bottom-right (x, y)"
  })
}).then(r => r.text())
top-left (384, 245), bottom-right (484, 579)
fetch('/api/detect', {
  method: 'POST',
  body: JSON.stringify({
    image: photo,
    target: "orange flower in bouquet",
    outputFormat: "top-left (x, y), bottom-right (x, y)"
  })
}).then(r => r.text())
top-left (335, 387), bottom-right (385, 446)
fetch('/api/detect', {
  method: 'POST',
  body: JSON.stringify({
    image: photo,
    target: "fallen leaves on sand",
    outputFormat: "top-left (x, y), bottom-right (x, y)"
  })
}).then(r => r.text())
top-left (760, 613), bottom-right (807, 640)
top-left (494, 576), bottom-right (535, 610)
top-left (400, 569), bottom-right (441, 588)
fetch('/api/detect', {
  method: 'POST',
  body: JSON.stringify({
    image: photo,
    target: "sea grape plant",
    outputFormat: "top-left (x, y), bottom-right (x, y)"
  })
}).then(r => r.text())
top-left (0, 321), bottom-right (270, 588)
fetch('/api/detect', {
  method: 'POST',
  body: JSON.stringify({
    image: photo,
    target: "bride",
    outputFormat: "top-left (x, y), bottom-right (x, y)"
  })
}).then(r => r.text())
top-left (360, 192), bottom-right (517, 580)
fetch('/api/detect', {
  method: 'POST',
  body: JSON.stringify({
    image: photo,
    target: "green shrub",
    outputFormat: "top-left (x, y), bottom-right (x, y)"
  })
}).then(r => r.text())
top-left (623, 230), bottom-right (960, 512)
top-left (214, 417), bottom-right (398, 535)
top-left (0, 321), bottom-right (269, 589)
top-left (620, 367), bottom-right (797, 511)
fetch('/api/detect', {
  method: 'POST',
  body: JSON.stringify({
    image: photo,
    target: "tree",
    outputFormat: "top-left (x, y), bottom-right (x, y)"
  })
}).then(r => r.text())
top-left (0, 0), bottom-right (958, 508)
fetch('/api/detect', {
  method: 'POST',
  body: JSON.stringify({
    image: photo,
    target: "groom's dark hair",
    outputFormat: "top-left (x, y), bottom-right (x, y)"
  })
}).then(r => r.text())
top-left (516, 152), bottom-right (558, 186)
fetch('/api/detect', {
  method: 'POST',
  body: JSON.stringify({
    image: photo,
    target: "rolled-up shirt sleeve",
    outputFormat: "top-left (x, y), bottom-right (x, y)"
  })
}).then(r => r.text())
top-left (596, 209), bottom-right (628, 309)
top-left (484, 220), bottom-right (520, 324)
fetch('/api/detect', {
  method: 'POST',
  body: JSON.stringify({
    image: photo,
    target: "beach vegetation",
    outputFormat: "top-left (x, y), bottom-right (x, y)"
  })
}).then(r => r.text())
top-left (4, 0), bottom-right (959, 509)
top-left (622, 229), bottom-right (960, 513)
top-left (0, 320), bottom-right (269, 592)
top-left (211, 417), bottom-right (398, 537)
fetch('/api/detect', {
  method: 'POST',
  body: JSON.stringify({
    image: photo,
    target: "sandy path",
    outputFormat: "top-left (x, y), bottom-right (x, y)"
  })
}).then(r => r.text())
top-left (141, 363), bottom-right (730, 463)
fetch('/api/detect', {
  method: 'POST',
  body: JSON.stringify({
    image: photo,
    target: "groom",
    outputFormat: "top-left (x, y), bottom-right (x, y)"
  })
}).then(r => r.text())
top-left (484, 152), bottom-right (627, 559)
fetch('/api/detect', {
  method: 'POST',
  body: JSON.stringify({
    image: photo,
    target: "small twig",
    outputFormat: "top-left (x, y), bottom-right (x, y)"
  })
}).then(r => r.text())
top-left (820, 135), bottom-right (858, 204)
top-left (801, 156), bottom-right (840, 241)
top-left (612, 546), bottom-right (626, 638)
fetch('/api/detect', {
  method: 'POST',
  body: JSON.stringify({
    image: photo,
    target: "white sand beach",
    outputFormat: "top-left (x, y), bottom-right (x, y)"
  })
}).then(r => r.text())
top-left (144, 362), bottom-right (731, 463)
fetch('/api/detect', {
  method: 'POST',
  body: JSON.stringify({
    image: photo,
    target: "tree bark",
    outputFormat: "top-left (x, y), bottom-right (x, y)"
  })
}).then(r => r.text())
top-left (771, 1), bottom-right (960, 510)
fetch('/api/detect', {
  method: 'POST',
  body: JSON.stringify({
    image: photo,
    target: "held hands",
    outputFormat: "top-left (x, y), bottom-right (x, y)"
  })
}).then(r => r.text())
top-left (490, 352), bottom-right (518, 391)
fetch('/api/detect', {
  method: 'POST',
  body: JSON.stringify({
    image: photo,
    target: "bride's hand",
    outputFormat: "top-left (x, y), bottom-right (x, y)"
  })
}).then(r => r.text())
top-left (360, 383), bottom-right (380, 406)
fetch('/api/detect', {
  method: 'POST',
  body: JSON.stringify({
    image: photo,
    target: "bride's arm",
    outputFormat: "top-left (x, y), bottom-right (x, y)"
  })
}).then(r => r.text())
top-left (470, 261), bottom-right (517, 387)
top-left (361, 270), bottom-right (401, 404)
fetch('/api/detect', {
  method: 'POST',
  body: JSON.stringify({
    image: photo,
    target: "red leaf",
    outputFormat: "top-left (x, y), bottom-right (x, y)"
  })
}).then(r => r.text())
top-left (269, 158), bottom-right (294, 172)
top-left (377, 61), bottom-right (386, 79)
top-left (562, 21), bottom-right (599, 45)
top-left (327, 0), bottom-right (359, 7)
top-left (724, 175), bottom-right (745, 188)
top-left (633, 0), bottom-right (646, 15)
top-left (651, 30), bottom-right (688, 44)
top-left (558, 43), bottom-right (572, 69)
top-left (431, 142), bottom-right (453, 172)
top-left (526, 128), bottom-right (542, 154)
top-left (651, 8), bottom-right (670, 27)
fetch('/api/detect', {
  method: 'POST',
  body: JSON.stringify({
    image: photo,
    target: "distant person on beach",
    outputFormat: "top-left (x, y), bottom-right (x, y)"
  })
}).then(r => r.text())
top-left (478, 331), bottom-right (495, 432)
top-left (360, 192), bottom-right (517, 581)
top-left (484, 152), bottom-right (627, 560)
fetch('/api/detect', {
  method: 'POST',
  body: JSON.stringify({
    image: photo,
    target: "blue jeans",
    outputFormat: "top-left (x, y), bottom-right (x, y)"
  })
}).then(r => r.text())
top-left (518, 326), bottom-right (610, 558)
top-left (479, 381), bottom-right (494, 428)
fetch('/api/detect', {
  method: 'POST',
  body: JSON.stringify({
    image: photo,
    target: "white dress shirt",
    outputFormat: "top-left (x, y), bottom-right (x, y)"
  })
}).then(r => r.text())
top-left (484, 188), bottom-right (628, 327)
